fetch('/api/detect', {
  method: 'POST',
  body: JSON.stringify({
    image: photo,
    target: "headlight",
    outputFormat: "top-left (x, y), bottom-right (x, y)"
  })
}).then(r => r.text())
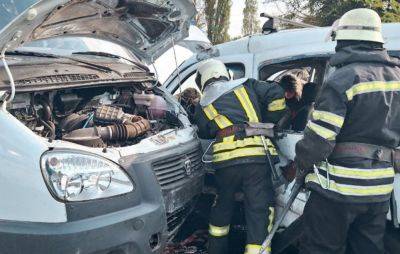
top-left (41, 150), bottom-right (134, 202)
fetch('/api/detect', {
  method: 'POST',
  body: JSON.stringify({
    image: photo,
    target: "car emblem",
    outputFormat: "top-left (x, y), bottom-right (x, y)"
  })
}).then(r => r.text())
top-left (184, 158), bottom-right (193, 176)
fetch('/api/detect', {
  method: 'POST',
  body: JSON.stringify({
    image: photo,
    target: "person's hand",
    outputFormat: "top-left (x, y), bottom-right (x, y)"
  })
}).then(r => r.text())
top-left (294, 157), bottom-right (312, 184)
top-left (282, 161), bottom-right (296, 182)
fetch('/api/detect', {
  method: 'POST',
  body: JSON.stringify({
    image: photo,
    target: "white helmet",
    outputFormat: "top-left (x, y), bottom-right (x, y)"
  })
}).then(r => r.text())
top-left (195, 59), bottom-right (230, 91)
top-left (330, 8), bottom-right (384, 43)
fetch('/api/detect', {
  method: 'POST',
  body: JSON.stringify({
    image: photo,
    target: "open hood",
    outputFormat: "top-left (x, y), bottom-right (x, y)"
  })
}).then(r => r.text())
top-left (0, 0), bottom-right (195, 63)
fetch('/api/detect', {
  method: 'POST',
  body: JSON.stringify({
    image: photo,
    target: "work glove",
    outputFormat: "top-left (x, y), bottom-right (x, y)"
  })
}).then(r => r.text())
top-left (294, 156), bottom-right (312, 185)
top-left (282, 161), bottom-right (296, 183)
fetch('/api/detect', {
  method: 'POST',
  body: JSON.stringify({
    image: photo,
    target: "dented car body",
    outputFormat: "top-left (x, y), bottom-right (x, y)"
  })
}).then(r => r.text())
top-left (0, 1), bottom-right (203, 253)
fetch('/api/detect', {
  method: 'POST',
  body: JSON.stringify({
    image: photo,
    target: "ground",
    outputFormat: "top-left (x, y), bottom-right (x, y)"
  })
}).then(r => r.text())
top-left (164, 194), bottom-right (400, 254)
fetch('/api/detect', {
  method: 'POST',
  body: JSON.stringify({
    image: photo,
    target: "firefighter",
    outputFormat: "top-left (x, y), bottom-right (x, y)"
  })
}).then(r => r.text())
top-left (193, 59), bottom-right (287, 254)
top-left (294, 8), bottom-right (400, 254)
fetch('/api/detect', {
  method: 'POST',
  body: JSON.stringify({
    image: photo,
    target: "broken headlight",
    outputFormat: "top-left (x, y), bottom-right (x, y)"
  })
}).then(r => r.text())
top-left (41, 150), bottom-right (134, 201)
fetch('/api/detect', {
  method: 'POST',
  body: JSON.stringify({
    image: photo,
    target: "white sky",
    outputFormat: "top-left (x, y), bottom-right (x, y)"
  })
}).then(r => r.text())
top-left (229, 0), bottom-right (286, 37)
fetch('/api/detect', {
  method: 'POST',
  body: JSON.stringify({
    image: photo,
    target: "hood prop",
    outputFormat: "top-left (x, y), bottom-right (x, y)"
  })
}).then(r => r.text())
top-left (1, 31), bottom-right (22, 109)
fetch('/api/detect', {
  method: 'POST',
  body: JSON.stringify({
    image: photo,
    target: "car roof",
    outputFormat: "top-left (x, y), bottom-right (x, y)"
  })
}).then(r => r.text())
top-left (216, 23), bottom-right (400, 61)
top-left (164, 23), bottom-right (400, 89)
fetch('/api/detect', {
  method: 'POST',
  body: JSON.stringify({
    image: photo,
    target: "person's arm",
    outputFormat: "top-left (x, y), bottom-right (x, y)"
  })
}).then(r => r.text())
top-left (193, 103), bottom-right (213, 139)
top-left (294, 80), bottom-right (348, 170)
top-left (251, 79), bottom-right (288, 123)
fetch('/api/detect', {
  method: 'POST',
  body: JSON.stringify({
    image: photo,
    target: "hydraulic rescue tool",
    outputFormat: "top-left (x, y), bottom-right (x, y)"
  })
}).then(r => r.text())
top-left (258, 167), bottom-right (308, 254)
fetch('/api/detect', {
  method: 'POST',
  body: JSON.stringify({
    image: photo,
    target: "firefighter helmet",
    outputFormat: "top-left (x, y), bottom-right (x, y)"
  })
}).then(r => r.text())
top-left (195, 59), bottom-right (230, 91)
top-left (331, 8), bottom-right (384, 43)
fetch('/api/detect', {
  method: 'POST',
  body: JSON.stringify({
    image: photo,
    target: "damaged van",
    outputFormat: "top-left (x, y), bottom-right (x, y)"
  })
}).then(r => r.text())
top-left (0, 1), bottom-right (204, 253)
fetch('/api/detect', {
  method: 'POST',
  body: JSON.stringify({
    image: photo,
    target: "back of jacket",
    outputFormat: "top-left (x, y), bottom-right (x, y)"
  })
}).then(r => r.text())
top-left (296, 45), bottom-right (400, 203)
top-left (194, 78), bottom-right (286, 169)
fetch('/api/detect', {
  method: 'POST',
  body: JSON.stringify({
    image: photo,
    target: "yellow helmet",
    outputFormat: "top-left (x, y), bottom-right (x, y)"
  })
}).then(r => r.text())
top-left (195, 59), bottom-right (230, 91)
top-left (331, 8), bottom-right (384, 43)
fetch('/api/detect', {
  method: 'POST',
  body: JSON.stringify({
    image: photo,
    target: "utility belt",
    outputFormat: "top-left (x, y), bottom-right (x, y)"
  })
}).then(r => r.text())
top-left (330, 142), bottom-right (400, 173)
top-left (216, 122), bottom-right (275, 141)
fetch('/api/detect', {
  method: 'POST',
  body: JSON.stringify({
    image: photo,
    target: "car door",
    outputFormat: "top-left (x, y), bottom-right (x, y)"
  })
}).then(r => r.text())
top-left (256, 55), bottom-right (331, 227)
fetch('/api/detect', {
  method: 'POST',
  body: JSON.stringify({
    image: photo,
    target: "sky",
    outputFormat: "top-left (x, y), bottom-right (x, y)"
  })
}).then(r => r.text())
top-left (229, 0), bottom-right (286, 37)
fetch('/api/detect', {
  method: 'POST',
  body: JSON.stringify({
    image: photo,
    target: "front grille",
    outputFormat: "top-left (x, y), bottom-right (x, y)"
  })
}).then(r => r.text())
top-left (152, 146), bottom-right (203, 189)
top-left (166, 201), bottom-right (194, 234)
top-left (16, 74), bottom-right (100, 86)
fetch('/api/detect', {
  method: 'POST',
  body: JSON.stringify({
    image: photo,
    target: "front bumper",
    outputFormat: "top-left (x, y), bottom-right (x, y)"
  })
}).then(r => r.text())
top-left (0, 203), bottom-right (165, 254)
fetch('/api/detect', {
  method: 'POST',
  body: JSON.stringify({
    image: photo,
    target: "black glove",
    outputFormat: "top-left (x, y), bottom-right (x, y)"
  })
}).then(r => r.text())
top-left (294, 157), bottom-right (312, 184)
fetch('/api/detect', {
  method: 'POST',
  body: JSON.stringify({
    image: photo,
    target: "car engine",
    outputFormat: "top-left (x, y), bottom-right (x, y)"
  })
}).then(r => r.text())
top-left (8, 85), bottom-right (181, 147)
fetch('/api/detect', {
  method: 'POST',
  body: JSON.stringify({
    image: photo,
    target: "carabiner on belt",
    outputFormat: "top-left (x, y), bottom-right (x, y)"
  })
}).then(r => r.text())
top-left (313, 160), bottom-right (330, 190)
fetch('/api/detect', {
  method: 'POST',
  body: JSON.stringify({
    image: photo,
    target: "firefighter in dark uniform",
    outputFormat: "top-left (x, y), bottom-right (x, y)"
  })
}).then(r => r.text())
top-left (193, 59), bottom-right (288, 254)
top-left (294, 9), bottom-right (400, 254)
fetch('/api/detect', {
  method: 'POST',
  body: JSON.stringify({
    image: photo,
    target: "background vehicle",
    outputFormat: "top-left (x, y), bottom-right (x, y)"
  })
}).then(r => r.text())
top-left (0, 1), bottom-right (204, 253)
top-left (165, 23), bottom-right (400, 252)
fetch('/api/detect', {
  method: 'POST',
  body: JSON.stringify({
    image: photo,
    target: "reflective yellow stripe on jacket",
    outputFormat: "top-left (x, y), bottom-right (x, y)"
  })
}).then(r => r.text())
top-left (306, 173), bottom-right (394, 196)
top-left (205, 85), bottom-right (279, 162)
top-left (306, 121), bottom-right (337, 141)
top-left (212, 86), bottom-right (267, 162)
top-left (319, 162), bottom-right (395, 180)
top-left (213, 147), bottom-right (266, 162)
top-left (213, 136), bottom-right (264, 152)
top-left (234, 86), bottom-right (277, 155)
top-left (346, 81), bottom-right (400, 101)
top-left (268, 98), bottom-right (286, 112)
top-left (203, 104), bottom-right (232, 129)
top-left (312, 110), bottom-right (344, 128)
top-left (234, 86), bottom-right (259, 122)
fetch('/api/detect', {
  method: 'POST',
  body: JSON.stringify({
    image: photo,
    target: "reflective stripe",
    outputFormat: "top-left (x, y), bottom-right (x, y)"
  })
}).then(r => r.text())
top-left (245, 244), bottom-right (271, 254)
top-left (203, 104), bottom-right (233, 129)
top-left (234, 86), bottom-right (259, 122)
top-left (223, 134), bottom-right (235, 142)
top-left (312, 110), bottom-right (344, 128)
top-left (267, 207), bottom-right (275, 233)
top-left (213, 147), bottom-right (266, 162)
top-left (265, 138), bottom-right (278, 156)
top-left (319, 162), bottom-right (395, 180)
top-left (209, 224), bottom-right (230, 237)
top-left (307, 121), bottom-right (337, 141)
top-left (306, 173), bottom-right (394, 196)
top-left (213, 136), bottom-right (264, 152)
top-left (268, 98), bottom-right (286, 112)
top-left (346, 81), bottom-right (400, 101)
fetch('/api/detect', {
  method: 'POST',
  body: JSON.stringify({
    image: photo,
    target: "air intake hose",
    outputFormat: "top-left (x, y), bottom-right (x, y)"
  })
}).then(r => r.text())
top-left (62, 117), bottom-right (151, 146)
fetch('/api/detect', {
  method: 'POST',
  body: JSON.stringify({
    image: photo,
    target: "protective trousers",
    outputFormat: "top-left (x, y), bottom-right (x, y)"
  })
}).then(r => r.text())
top-left (208, 163), bottom-right (275, 254)
top-left (299, 191), bottom-right (389, 254)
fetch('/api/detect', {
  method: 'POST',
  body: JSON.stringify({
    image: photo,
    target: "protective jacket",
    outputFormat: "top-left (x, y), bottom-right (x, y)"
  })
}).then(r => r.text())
top-left (295, 45), bottom-right (400, 203)
top-left (194, 78), bottom-right (287, 169)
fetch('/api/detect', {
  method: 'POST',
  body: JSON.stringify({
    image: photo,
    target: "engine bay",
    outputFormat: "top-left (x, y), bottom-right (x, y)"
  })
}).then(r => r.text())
top-left (8, 84), bottom-right (182, 147)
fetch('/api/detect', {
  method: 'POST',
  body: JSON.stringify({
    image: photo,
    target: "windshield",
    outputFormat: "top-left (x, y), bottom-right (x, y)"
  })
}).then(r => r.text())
top-left (0, 0), bottom-right (38, 31)
top-left (21, 37), bottom-right (140, 62)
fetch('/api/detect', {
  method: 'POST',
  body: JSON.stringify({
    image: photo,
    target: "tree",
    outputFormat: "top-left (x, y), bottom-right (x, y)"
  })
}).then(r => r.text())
top-left (205, 0), bottom-right (231, 44)
top-left (265, 0), bottom-right (400, 26)
top-left (242, 0), bottom-right (260, 36)
top-left (193, 0), bottom-right (207, 30)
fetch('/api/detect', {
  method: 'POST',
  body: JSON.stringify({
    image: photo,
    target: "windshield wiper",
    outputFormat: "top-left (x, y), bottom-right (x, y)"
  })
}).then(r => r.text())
top-left (6, 50), bottom-right (115, 73)
top-left (72, 51), bottom-right (149, 71)
top-left (6, 50), bottom-right (59, 58)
